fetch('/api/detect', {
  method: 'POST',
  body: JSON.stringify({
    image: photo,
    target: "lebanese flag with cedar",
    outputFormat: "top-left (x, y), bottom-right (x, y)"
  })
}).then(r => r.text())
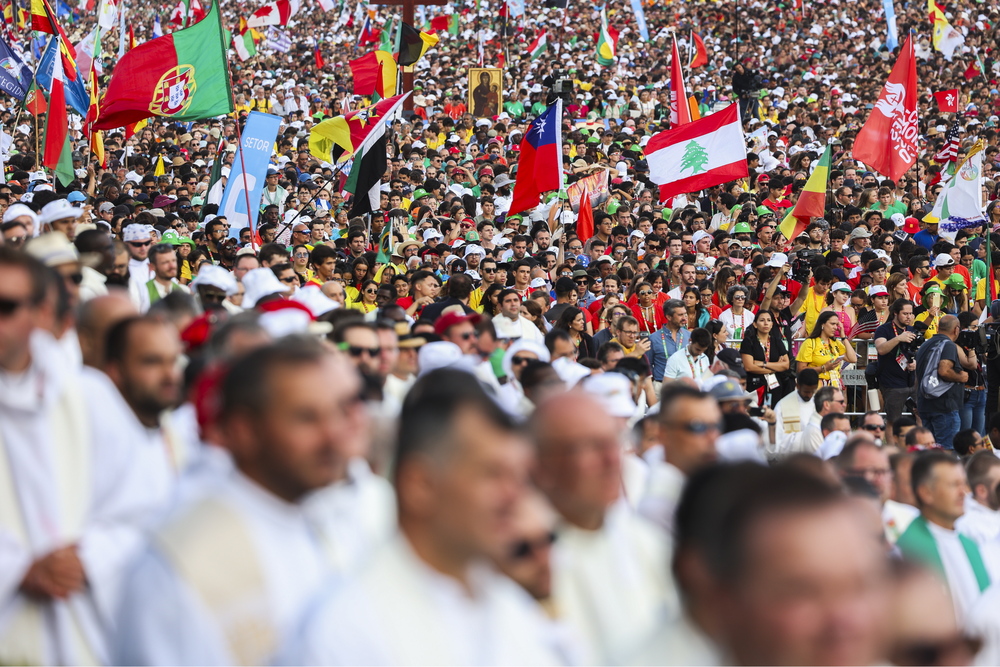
top-left (933, 88), bottom-right (958, 112)
top-left (247, 0), bottom-right (299, 27)
top-left (646, 103), bottom-right (748, 202)
top-left (853, 34), bottom-right (918, 181)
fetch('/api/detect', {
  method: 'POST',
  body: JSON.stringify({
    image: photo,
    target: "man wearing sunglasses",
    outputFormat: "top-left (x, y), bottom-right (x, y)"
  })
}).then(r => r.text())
top-left (333, 321), bottom-right (382, 376)
top-left (122, 223), bottom-right (154, 285)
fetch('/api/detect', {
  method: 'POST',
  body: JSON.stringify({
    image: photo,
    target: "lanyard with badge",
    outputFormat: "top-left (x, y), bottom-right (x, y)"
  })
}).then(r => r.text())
top-left (762, 334), bottom-right (780, 390)
top-left (892, 322), bottom-right (908, 370)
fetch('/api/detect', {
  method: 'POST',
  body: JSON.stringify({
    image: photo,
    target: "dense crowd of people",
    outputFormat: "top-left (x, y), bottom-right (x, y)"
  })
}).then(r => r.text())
top-left (4, 0), bottom-right (1000, 663)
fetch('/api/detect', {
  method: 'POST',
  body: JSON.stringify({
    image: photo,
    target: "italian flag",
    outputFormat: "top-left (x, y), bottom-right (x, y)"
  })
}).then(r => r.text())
top-left (527, 30), bottom-right (547, 60)
top-left (779, 145), bottom-right (831, 241)
top-left (94, 0), bottom-right (233, 129)
top-left (645, 104), bottom-right (748, 202)
top-left (232, 17), bottom-right (258, 61)
top-left (596, 8), bottom-right (617, 66)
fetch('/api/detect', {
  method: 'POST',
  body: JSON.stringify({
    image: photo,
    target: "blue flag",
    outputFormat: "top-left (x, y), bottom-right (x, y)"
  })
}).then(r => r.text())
top-left (35, 37), bottom-right (88, 117)
top-left (0, 38), bottom-right (31, 101)
top-left (883, 0), bottom-right (898, 51)
top-left (629, 0), bottom-right (649, 42)
top-left (221, 111), bottom-right (283, 239)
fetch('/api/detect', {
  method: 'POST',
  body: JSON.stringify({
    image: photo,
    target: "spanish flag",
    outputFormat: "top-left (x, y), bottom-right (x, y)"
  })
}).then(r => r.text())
top-left (779, 145), bottom-right (831, 241)
top-left (309, 92), bottom-right (407, 163)
top-left (4, 1), bottom-right (28, 28)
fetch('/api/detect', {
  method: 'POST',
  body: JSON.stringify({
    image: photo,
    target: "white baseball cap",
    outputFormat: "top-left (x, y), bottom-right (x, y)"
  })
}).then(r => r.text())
top-left (869, 284), bottom-right (889, 296)
top-left (764, 252), bottom-right (788, 268)
top-left (934, 253), bottom-right (955, 267)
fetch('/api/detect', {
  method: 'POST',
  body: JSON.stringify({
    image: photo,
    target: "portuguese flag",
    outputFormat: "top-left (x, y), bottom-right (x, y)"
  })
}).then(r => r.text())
top-left (779, 145), bottom-right (832, 242)
top-left (93, 0), bottom-right (232, 130)
top-left (596, 7), bottom-right (618, 66)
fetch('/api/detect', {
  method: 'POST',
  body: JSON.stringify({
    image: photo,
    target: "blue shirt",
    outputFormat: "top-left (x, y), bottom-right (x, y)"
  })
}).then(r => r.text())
top-left (913, 230), bottom-right (939, 252)
top-left (646, 326), bottom-right (691, 381)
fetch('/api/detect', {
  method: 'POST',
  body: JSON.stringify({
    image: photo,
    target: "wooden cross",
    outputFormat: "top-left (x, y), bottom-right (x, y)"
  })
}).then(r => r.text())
top-left (381, 0), bottom-right (448, 110)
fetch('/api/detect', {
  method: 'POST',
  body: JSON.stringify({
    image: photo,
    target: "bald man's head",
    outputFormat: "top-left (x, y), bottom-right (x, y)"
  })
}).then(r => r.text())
top-left (77, 292), bottom-right (138, 369)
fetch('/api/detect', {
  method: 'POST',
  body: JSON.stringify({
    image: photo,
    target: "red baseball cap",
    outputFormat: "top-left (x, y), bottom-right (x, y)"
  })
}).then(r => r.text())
top-left (434, 311), bottom-right (482, 336)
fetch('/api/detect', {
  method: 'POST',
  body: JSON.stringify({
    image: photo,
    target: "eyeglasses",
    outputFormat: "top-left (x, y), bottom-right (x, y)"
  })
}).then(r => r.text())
top-left (848, 467), bottom-right (891, 478)
top-left (700, 292), bottom-right (713, 298)
top-left (343, 345), bottom-right (381, 357)
top-left (201, 292), bottom-right (227, 302)
top-left (733, 295), bottom-right (747, 300)
top-left (619, 329), bottom-right (638, 336)
top-left (509, 531), bottom-right (557, 560)
top-left (458, 331), bottom-right (478, 340)
top-left (482, 267), bottom-right (496, 273)
top-left (0, 296), bottom-right (28, 316)
top-left (279, 275), bottom-right (298, 284)
top-left (128, 241), bottom-right (151, 247)
top-left (364, 289), bottom-right (378, 295)
top-left (511, 355), bottom-right (534, 366)
top-left (664, 420), bottom-right (723, 435)
top-left (4, 235), bottom-right (25, 245)
top-left (66, 273), bottom-right (83, 285)
top-left (638, 290), bottom-right (653, 296)
top-left (862, 423), bottom-right (886, 431)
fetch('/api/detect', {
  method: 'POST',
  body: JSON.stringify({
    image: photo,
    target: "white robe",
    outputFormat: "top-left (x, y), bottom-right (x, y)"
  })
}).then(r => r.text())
top-left (283, 533), bottom-right (561, 666)
top-left (956, 496), bottom-right (1000, 581)
top-left (773, 391), bottom-right (817, 456)
top-left (967, 583), bottom-right (1000, 666)
top-left (627, 612), bottom-right (723, 666)
top-left (927, 521), bottom-right (984, 624)
top-left (637, 460), bottom-right (686, 534)
top-left (303, 458), bottom-right (396, 574)
top-left (0, 331), bottom-right (157, 665)
top-left (114, 470), bottom-right (331, 666)
top-left (551, 503), bottom-right (678, 664)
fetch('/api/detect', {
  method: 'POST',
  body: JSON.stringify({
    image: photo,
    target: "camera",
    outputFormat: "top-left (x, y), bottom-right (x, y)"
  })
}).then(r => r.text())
top-left (790, 249), bottom-right (822, 284)
top-left (958, 328), bottom-right (986, 357)
top-left (899, 322), bottom-right (928, 359)
top-left (748, 406), bottom-right (765, 417)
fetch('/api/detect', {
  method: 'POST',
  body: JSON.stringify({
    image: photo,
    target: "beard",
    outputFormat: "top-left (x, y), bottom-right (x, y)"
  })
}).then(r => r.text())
top-left (105, 272), bottom-right (131, 287)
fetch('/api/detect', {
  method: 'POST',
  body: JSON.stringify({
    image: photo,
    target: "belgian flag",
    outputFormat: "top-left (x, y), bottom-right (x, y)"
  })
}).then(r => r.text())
top-left (396, 22), bottom-right (438, 67)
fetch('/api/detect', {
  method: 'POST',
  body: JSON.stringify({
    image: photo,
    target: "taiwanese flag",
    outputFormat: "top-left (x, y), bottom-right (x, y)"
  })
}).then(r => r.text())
top-left (314, 44), bottom-right (324, 69)
top-left (854, 34), bottom-right (918, 181)
top-left (509, 100), bottom-right (563, 217)
top-left (94, 0), bottom-right (232, 129)
top-left (934, 88), bottom-right (959, 112)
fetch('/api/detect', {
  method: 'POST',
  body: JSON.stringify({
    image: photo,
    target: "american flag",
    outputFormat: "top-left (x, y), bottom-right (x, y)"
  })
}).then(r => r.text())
top-left (933, 123), bottom-right (961, 163)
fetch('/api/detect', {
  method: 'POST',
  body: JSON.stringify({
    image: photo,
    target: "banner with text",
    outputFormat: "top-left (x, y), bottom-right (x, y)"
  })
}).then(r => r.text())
top-left (222, 111), bottom-right (282, 239)
top-left (567, 168), bottom-right (610, 213)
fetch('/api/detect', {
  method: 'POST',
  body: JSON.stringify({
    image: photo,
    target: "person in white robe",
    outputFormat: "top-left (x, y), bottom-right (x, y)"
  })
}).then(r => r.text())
top-left (771, 369), bottom-right (820, 456)
top-left (532, 391), bottom-right (680, 665)
top-left (0, 258), bottom-right (158, 667)
top-left (897, 451), bottom-right (991, 624)
top-left (955, 451), bottom-right (1000, 580)
top-left (114, 339), bottom-right (368, 665)
top-left (284, 369), bottom-right (561, 666)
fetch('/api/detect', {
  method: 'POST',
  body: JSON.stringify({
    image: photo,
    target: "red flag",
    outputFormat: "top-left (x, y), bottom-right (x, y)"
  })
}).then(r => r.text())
top-left (25, 86), bottom-right (46, 115)
top-left (43, 42), bottom-right (67, 171)
top-left (314, 44), bottom-right (324, 69)
top-left (933, 88), bottom-right (959, 112)
top-left (247, 0), bottom-right (299, 27)
top-left (689, 31), bottom-right (708, 68)
top-left (576, 188), bottom-right (594, 242)
top-left (854, 34), bottom-right (918, 181)
top-left (429, 15), bottom-right (449, 31)
top-left (348, 50), bottom-right (396, 97)
top-left (669, 36), bottom-right (691, 127)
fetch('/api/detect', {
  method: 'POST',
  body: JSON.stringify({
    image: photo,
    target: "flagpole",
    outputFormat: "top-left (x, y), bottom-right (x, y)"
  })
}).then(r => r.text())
top-left (272, 159), bottom-right (352, 240)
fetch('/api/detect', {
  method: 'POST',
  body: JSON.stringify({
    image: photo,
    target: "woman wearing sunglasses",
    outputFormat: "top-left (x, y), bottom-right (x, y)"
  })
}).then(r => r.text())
top-left (347, 279), bottom-right (380, 314)
top-left (630, 281), bottom-right (666, 335)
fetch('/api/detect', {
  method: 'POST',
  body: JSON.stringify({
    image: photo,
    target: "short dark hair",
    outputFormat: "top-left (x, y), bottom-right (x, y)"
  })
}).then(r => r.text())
top-left (911, 450), bottom-right (961, 505)
top-left (259, 242), bottom-right (290, 265)
top-left (395, 369), bottom-right (517, 485)
top-left (220, 336), bottom-right (330, 417)
top-left (797, 368), bottom-right (820, 387)
top-left (658, 384), bottom-right (710, 425)
top-left (966, 449), bottom-right (1000, 490)
top-left (309, 244), bottom-right (337, 266)
top-left (689, 327), bottom-right (711, 348)
top-left (0, 245), bottom-right (50, 306)
top-left (820, 412), bottom-right (847, 434)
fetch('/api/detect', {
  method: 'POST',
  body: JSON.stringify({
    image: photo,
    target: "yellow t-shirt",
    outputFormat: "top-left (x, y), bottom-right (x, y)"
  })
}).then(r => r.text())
top-left (798, 288), bottom-right (828, 338)
top-left (915, 311), bottom-right (941, 339)
top-left (974, 278), bottom-right (999, 302)
top-left (796, 337), bottom-right (847, 384)
top-left (469, 287), bottom-right (484, 313)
